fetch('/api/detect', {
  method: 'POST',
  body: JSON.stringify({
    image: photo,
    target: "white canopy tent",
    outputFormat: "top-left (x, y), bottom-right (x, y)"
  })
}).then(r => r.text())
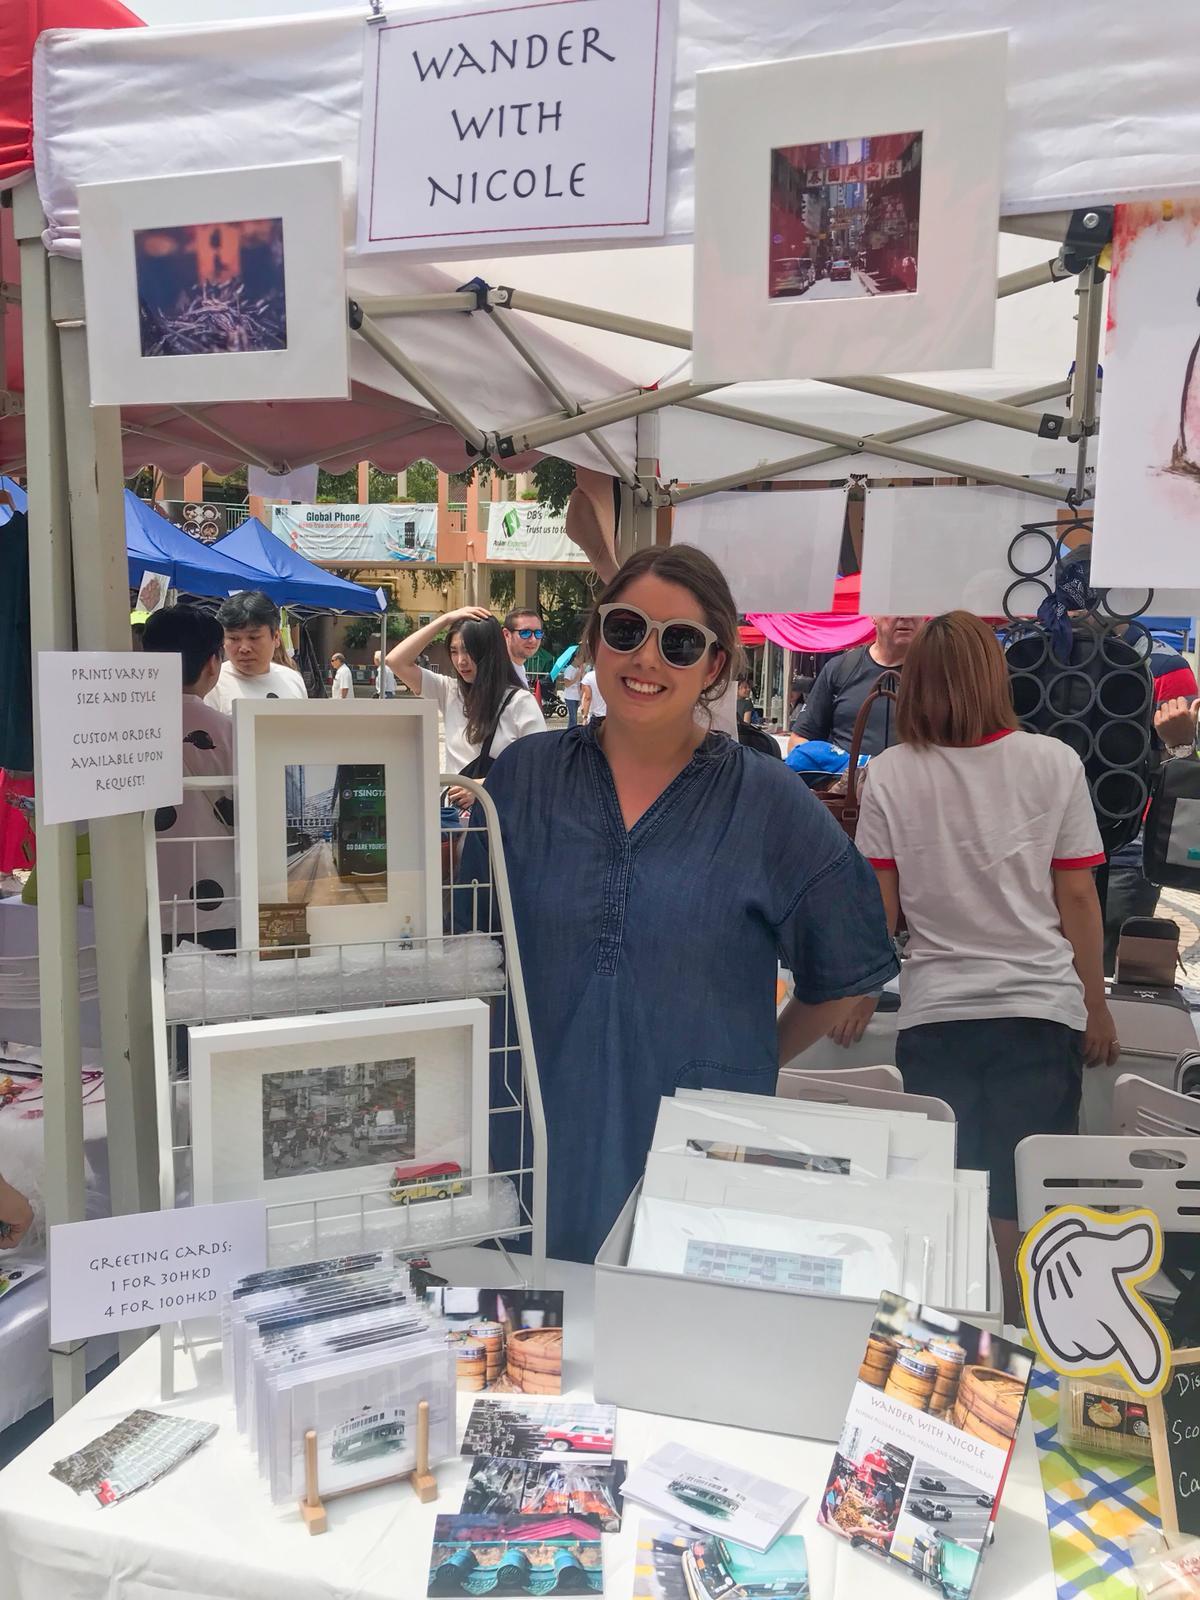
top-left (16, 0), bottom-right (1186, 1410)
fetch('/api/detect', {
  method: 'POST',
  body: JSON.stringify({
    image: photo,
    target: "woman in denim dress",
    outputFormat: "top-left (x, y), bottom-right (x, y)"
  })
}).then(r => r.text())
top-left (462, 547), bottom-right (898, 1264)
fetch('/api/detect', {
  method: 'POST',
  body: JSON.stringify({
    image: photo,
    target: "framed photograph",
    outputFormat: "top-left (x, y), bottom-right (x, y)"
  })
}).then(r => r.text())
top-left (234, 698), bottom-right (441, 954)
top-left (692, 31), bottom-right (1006, 381)
top-left (77, 159), bottom-right (348, 406)
top-left (1092, 202), bottom-right (1200, 586)
top-left (188, 1000), bottom-right (489, 1209)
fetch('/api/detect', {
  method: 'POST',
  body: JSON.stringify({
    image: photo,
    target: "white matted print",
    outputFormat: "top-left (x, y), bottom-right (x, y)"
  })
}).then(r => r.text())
top-left (77, 160), bottom-right (348, 406)
top-left (673, 489), bottom-right (845, 613)
top-left (692, 32), bottom-right (1006, 382)
top-left (356, 0), bottom-right (677, 255)
top-left (188, 1000), bottom-right (489, 1208)
top-left (1092, 202), bottom-right (1200, 587)
top-left (860, 485), bottom-right (1057, 617)
top-left (234, 699), bottom-right (440, 953)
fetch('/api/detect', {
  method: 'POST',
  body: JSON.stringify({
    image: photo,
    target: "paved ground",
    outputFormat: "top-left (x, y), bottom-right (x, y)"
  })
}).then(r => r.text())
top-left (1158, 885), bottom-right (1200, 966)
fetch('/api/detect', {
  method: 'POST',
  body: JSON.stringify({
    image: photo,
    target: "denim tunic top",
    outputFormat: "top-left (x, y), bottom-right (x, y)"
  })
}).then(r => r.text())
top-left (462, 725), bottom-right (898, 1264)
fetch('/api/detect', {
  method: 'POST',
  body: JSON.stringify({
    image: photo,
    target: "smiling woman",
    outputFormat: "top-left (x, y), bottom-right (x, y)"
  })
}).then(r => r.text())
top-left (459, 545), bottom-right (898, 1263)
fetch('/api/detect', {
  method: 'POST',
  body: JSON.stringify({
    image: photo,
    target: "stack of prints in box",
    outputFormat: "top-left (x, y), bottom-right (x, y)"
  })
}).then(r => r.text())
top-left (221, 1249), bottom-right (455, 1505)
top-left (627, 1090), bottom-right (990, 1312)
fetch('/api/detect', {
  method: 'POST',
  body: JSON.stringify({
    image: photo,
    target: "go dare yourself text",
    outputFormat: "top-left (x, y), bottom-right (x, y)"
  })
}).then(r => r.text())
top-left (409, 25), bottom-right (617, 208)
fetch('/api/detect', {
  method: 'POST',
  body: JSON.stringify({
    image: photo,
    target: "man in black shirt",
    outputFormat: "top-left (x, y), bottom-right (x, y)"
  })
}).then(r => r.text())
top-left (789, 615), bottom-right (921, 756)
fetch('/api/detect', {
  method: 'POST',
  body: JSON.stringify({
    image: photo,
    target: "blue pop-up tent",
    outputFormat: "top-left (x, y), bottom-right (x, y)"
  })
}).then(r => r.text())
top-left (124, 494), bottom-right (383, 613)
top-left (214, 518), bottom-right (385, 614)
top-left (125, 490), bottom-right (266, 597)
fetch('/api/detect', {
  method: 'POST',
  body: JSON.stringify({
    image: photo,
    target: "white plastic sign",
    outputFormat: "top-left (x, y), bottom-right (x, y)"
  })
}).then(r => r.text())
top-left (49, 1199), bottom-right (267, 1343)
top-left (36, 650), bottom-right (182, 826)
top-left (356, 0), bottom-right (677, 254)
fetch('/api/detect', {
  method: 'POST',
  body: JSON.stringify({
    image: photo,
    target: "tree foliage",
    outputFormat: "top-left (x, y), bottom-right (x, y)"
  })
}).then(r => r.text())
top-left (531, 458), bottom-right (578, 514)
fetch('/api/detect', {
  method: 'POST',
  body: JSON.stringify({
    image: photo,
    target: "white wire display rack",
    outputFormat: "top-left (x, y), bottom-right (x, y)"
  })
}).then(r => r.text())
top-left (143, 772), bottom-right (547, 1290)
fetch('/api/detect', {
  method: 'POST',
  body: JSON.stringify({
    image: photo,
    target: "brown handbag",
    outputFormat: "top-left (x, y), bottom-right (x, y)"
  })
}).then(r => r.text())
top-left (816, 673), bottom-right (898, 839)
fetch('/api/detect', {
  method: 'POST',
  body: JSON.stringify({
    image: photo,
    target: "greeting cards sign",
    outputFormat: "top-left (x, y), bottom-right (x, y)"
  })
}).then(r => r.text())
top-left (37, 651), bottom-right (182, 826)
top-left (50, 1200), bottom-right (266, 1342)
top-left (357, 0), bottom-right (677, 253)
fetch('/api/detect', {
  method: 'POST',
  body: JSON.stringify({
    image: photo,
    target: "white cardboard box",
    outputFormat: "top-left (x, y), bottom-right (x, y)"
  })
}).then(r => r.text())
top-left (594, 1182), bottom-right (1002, 1444)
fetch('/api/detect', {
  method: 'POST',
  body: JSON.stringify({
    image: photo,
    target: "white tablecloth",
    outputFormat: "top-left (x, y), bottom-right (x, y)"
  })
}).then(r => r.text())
top-left (0, 1251), bottom-right (1055, 1600)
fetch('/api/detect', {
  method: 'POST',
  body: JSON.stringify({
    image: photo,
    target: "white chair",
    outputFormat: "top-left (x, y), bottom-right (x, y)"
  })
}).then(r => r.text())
top-left (1015, 1132), bottom-right (1200, 1233)
top-left (1112, 1072), bottom-right (1200, 1141)
top-left (782, 1064), bottom-right (903, 1092)
top-left (777, 1069), bottom-right (956, 1124)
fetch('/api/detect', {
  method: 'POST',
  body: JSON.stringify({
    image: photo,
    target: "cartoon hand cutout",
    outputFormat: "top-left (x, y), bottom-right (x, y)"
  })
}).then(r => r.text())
top-left (1018, 1205), bottom-right (1170, 1398)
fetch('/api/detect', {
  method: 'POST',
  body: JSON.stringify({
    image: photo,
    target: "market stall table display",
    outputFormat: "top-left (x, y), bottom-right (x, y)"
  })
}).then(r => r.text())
top-left (0, 1253), bottom-right (1055, 1600)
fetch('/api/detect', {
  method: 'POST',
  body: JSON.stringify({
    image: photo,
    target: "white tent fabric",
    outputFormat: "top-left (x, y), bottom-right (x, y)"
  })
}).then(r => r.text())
top-left (657, 370), bottom-right (1091, 484)
top-left (32, 0), bottom-right (1200, 263)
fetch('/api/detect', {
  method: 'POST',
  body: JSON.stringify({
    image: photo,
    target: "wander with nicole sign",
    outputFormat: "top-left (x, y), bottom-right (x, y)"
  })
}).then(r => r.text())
top-left (357, 0), bottom-right (677, 253)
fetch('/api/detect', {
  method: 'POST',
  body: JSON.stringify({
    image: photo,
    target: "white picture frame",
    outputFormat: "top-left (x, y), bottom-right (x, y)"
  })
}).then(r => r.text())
top-left (233, 698), bottom-right (441, 955)
top-left (673, 488), bottom-right (845, 613)
top-left (691, 31), bottom-right (1007, 382)
top-left (189, 1000), bottom-right (490, 1209)
top-left (77, 159), bottom-right (348, 406)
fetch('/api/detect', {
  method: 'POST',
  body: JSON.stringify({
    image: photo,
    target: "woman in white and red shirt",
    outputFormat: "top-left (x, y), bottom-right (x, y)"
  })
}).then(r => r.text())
top-left (853, 611), bottom-right (1118, 1314)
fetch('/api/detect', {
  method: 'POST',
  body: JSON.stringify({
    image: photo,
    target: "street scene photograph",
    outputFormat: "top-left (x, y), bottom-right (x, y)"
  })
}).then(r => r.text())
top-left (768, 132), bottom-right (922, 301)
top-left (260, 1058), bottom-right (415, 1180)
top-left (134, 217), bottom-right (288, 357)
top-left (285, 763), bottom-right (387, 907)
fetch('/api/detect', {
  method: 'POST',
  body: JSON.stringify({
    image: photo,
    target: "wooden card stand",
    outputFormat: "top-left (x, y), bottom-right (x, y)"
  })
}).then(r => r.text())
top-left (299, 1399), bottom-right (438, 1536)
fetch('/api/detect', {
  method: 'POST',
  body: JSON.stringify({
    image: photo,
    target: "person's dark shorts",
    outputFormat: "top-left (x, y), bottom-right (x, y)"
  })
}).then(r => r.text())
top-left (895, 1017), bottom-right (1083, 1221)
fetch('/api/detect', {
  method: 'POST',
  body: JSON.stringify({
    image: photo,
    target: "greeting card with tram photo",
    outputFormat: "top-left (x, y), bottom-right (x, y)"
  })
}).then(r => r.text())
top-left (621, 1441), bottom-right (806, 1553)
top-left (819, 1291), bottom-right (1033, 1597)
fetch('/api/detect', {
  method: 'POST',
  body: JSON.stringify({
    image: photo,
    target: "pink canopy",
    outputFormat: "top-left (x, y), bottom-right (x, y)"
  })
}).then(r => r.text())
top-left (746, 611), bottom-right (876, 653)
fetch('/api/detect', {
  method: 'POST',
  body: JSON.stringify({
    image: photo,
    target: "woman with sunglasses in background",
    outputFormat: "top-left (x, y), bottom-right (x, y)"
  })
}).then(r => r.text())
top-left (387, 606), bottom-right (545, 810)
top-left (460, 546), bottom-right (897, 1264)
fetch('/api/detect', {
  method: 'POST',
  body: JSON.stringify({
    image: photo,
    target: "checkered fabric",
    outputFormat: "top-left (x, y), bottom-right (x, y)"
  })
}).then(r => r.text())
top-left (1027, 1362), bottom-right (1161, 1600)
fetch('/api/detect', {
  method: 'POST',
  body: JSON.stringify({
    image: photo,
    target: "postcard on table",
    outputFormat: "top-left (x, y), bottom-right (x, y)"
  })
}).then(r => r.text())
top-left (424, 1285), bottom-right (563, 1395)
top-left (462, 1455), bottom-right (627, 1532)
top-left (819, 1290), bottom-right (1034, 1597)
top-left (633, 1518), bottom-right (810, 1599)
top-left (427, 1512), bottom-right (603, 1596)
top-left (622, 1442), bottom-right (805, 1553)
top-left (460, 1399), bottom-right (616, 1462)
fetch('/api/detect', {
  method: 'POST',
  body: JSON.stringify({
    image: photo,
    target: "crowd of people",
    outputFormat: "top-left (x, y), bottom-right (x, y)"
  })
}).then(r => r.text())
top-left (5, 545), bottom-right (1195, 1329)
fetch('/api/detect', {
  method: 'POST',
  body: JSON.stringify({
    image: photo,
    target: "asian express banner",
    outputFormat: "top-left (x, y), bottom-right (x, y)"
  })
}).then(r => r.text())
top-left (486, 501), bottom-right (587, 564)
top-left (270, 504), bottom-right (438, 562)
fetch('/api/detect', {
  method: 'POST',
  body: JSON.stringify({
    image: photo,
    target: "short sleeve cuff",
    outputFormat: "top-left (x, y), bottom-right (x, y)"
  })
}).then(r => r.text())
top-left (1051, 852), bottom-right (1105, 870)
top-left (867, 857), bottom-right (897, 870)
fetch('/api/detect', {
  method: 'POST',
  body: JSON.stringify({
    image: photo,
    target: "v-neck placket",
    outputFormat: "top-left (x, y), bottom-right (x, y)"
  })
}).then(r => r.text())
top-left (584, 730), bottom-right (719, 977)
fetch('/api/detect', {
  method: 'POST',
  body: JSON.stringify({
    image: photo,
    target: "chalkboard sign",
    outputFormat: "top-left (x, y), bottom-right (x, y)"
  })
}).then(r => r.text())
top-left (1149, 1348), bottom-right (1200, 1534)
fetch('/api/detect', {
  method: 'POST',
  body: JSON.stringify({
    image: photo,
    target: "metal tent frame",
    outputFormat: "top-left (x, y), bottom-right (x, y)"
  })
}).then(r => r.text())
top-left (12, 170), bottom-right (1104, 1411)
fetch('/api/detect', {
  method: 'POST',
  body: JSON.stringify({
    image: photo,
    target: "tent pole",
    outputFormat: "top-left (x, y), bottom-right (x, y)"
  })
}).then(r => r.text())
top-left (483, 309), bottom-right (648, 500)
top-left (490, 254), bottom-right (1067, 355)
top-left (354, 291), bottom-right (477, 316)
top-left (823, 376), bottom-right (1063, 437)
top-left (494, 380), bottom-right (724, 458)
top-left (490, 286), bottom-right (692, 350)
top-left (14, 182), bottom-right (88, 1415)
top-left (675, 398), bottom-right (1074, 503)
top-left (173, 405), bottom-right (289, 475)
top-left (1000, 212), bottom-right (1075, 241)
top-left (1069, 264), bottom-right (1104, 500)
top-left (668, 382), bottom-right (1071, 497)
top-left (353, 312), bottom-right (487, 455)
top-left (53, 257), bottom-right (160, 1299)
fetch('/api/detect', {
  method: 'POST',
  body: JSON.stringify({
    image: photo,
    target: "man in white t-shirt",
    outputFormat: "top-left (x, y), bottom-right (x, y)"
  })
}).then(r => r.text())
top-left (331, 652), bottom-right (354, 700)
top-left (205, 591), bottom-right (307, 713)
top-left (578, 667), bottom-right (607, 723)
top-left (374, 650), bottom-right (397, 698)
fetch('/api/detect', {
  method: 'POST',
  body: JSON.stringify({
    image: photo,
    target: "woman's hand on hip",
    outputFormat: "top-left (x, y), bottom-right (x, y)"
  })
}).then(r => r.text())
top-left (1083, 1002), bottom-right (1119, 1067)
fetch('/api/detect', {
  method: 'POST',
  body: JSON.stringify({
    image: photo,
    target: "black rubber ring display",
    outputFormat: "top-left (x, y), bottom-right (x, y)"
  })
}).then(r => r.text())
top-left (1096, 669), bottom-right (1153, 720)
top-left (1045, 720), bottom-right (1095, 763)
top-left (1091, 768), bottom-right (1149, 822)
top-left (1004, 630), bottom-right (1049, 673)
top-left (1094, 721), bottom-right (1151, 769)
top-left (1009, 672), bottom-right (1047, 719)
top-left (1097, 588), bottom-right (1154, 623)
top-left (1003, 576), bottom-right (1053, 623)
top-left (1007, 526), bottom-right (1057, 578)
top-left (1044, 670), bottom-right (1097, 719)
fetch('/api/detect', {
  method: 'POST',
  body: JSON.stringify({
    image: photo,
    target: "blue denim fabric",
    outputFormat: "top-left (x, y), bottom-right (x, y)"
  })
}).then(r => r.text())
top-left (460, 725), bottom-right (898, 1264)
